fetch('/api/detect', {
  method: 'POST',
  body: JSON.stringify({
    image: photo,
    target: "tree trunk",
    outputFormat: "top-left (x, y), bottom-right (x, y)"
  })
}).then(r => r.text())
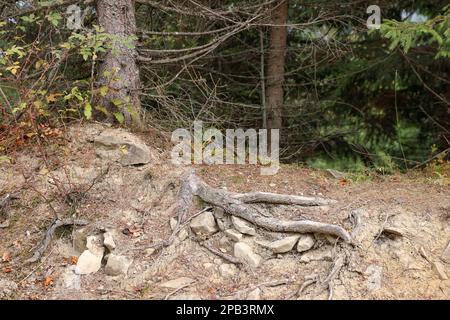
top-left (265, 0), bottom-right (289, 131)
top-left (97, 0), bottom-right (142, 127)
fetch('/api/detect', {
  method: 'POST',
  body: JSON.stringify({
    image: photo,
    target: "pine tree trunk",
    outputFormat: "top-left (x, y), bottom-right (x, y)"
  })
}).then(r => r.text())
top-left (265, 0), bottom-right (289, 131)
top-left (97, 0), bottom-right (142, 127)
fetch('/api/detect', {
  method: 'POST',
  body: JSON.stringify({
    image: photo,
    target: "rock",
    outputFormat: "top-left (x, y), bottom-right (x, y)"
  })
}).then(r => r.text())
top-left (94, 128), bottom-right (153, 166)
top-left (160, 277), bottom-right (195, 289)
top-left (103, 232), bottom-right (116, 251)
top-left (297, 234), bottom-right (315, 252)
top-left (299, 249), bottom-right (332, 263)
top-left (190, 211), bottom-right (218, 236)
top-left (61, 266), bottom-right (81, 290)
top-left (234, 242), bottom-right (262, 268)
top-left (442, 242), bottom-right (450, 264)
top-left (326, 169), bottom-right (345, 179)
top-left (75, 248), bottom-right (104, 275)
top-left (213, 207), bottom-right (225, 219)
top-left (247, 288), bottom-right (261, 300)
top-left (86, 235), bottom-right (104, 255)
top-left (268, 235), bottom-right (300, 253)
top-left (72, 228), bottom-right (88, 253)
top-left (219, 264), bottom-right (238, 278)
top-left (219, 236), bottom-right (231, 248)
top-left (231, 216), bottom-right (256, 236)
top-left (170, 218), bottom-right (178, 231)
top-left (433, 261), bottom-right (448, 280)
top-left (381, 227), bottom-right (404, 238)
top-left (105, 254), bottom-right (132, 276)
top-left (178, 228), bottom-right (189, 241)
top-left (145, 248), bottom-right (155, 256)
top-left (203, 263), bottom-right (215, 270)
top-left (0, 280), bottom-right (18, 299)
top-left (365, 264), bottom-right (383, 291)
top-left (225, 229), bottom-right (243, 242)
top-left (216, 218), bottom-right (226, 231)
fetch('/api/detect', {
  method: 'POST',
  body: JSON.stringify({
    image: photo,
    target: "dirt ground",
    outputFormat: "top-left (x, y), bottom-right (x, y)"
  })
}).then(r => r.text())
top-left (0, 123), bottom-right (449, 300)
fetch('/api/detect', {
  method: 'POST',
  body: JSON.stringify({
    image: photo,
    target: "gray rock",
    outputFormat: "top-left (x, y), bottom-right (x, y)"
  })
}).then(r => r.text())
top-left (103, 232), bottom-right (116, 251)
top-left (268, 235), bottom-right (300, 253)
top-left (299, 249), bottom-right (332, 263)
top-left (0, 280), bottom-right (18, 299)
top-left (247, 288), bottom-right (261, 300)
top-left (160, 277), bottom-right (195, 289)
top-left (170, 218), bottom-right (178, 231)
top-left (433, 261), bottom-right (448, 280)
top-left (297, 234), bottom-right (315, 252)
top-left (86, 235), bottom-right (104, 255)
top-left (105, 254), bottom-right (132, 276)
top-left (231, 216), bottom-right (256, 236)
top-left (61, 266), bottom-right (81, 290)
top-left (442, 242), bottom-right (450, 264)
top-left (190, 212), bottom-right (218, 236)
top-left (219, 264), bottom-right (238, 278)
top-left (234, 242), bottom-right (262, 268)
top-left (225, 229), bottom-right (243, 242)
top-left (94, 128), bottom-right (153, 166)
top-left (75, 248), bottom-right (104, 275)
top-left (365, 264), bottom-right (383, 291)
top-left (178, 228), bottom-right (189, 241)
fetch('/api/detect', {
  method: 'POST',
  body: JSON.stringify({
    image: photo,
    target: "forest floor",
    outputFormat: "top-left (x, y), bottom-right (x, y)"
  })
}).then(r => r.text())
top-left (0, 123), bottom-right (449, 300)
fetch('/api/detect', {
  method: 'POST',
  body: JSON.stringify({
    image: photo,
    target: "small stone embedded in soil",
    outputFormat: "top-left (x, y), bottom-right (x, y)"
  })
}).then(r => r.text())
top-left (381, 227), bottom-right (404, 238)
top-left (86, 235), bottom-right (104, 255)
top-left (225, 229), bottom-right (243, 242)
top-left (103, 231), bottom-right (116, 251)
top-left (442, 242), bottom-right (450, 264)
top-left (160, 277), bottom-right (195, 289)
top-left (297, 234), bottom-right (315, 252)
top-left (61, 266), bottom-right (81, 290)
top-left (433, 261), bottom-right (448, 280)
top-left (268, 235), bottom-right (300, 253)
top-left (178, 228), bottom-right (189, 241)
top-left (190, 211), bottom-right (218, 236)
top-left (234, 242), bottom-right (262, 268)
top-left (299, 249), bottom-right (332, 263)
top-left (231, 216), bottom-right (256, 236)
top-left (75, 248), bottom-right (104, 275)
top-left (219, 263), bottom-right (238, 278)
top-left (105, 254), bottom-right (132, 276)
top-left (365, 264), bottom-right (383, 291)
top-left (170, 218), bottom-right (178, 231)
top-left (247, 288), bottom-right (261, 300)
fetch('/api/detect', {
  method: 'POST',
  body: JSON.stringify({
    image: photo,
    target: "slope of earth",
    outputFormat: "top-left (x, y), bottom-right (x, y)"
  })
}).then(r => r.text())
top-left (0, 123), bottom-right (449, 300)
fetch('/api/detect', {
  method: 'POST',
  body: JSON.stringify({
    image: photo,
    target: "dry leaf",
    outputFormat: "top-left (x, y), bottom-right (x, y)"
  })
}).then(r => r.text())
top-left (70, 256), bottom-right (78, 265)
top-left (2, 266), bottom-right (12, 273)
top-left (44, 276), bottom-right (54, 287)
top-left (2, 252), bottom-right (11, 263)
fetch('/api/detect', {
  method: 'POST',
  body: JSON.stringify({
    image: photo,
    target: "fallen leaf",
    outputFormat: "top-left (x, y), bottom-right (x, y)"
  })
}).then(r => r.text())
top-left (2, 252), bottom-right (11, 263)
top-left (70, 256), bottom-right (78, 265)
top-left (339, 179), bottom-right (348, 186)
top-left (2, 266), bottom-right (12, 273)
top-left (44, 276), bottom-right (54, 287)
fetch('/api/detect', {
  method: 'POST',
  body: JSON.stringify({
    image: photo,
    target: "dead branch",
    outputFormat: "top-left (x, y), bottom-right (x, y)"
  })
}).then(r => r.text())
top-left (26, 218), bottom-right (88, 264)
top-left (233, 192), bottom-right (335, 206)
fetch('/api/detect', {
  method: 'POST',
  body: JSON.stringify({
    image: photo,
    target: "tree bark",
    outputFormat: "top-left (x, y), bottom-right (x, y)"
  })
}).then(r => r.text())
top-left (265, 0), bottom-right (289, 131)
top-left (97, 0), bottom-right (142, 127)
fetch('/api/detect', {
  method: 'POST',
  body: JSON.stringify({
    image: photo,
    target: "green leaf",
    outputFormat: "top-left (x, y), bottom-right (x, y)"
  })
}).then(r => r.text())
top-left (84, 102), bottom-right (92, 120)
top-left (113, 112), bottom-right (125, 124)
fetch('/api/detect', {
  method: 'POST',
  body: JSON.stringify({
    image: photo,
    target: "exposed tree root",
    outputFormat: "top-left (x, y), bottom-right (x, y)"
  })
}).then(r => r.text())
top-left (179, 170), bottom-right (351, 242)
top-left (197, 240), bottom-right (242, 265)
top-left (26, 218), bottom-right (88, 264)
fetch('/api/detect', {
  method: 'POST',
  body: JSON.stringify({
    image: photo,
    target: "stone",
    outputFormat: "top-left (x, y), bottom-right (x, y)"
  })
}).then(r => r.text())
top-left (160, 277), bottom-right (195, 289)
top-left (61, 266), bottom-right (81, 290)
top-left (231, 216), bottom-right (256, 236)
top-left (299, 249), bottom-right (332, 263)
top-left (381, 227), bottom-right (404, 237)
top-left (0, 280), bottom-right (18, 299)
top-left (94, 128), bottom-right (153, 166)
top-left (268, 235), bottom-right (300, 253)
top-left (365, 264), bottom-right (383, 291)
top-left (86, 235), bottom-right (104, 255)
top-left (103, 232), bottom-right (116, 251)
top-left (190, 212), bottom-right (218, 236)
top-left (225, 229), bottom-right (243, 242)
top-left (442, 242), bottom-right (450, 264)
top-left (234, 242), bottom-right (262, 268)
top-left (170, 217), bottom-right (178, 231)
top-left (75, 248), bottom-right (104, 275)
top-left (247, 288), bottom-right (261, 300)
top-left (105, 254), bottom-right (133, 276)
top-left (433, 261), bottom-right (448, 280)
top-left (178, 228), bottom-right (189, 241)
top-left (219, 264), bottom-right (238, 278)
top-left (297, 234), bottom-right (315, 252)
top-left (213, 207), bottom-right (225, 219)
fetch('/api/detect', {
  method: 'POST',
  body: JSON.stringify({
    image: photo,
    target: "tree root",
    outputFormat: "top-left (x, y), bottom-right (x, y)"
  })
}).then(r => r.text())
top-left (180, 170), bottom-right (351, 242)
top-left (26, 218), bottom-right (88, 264)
